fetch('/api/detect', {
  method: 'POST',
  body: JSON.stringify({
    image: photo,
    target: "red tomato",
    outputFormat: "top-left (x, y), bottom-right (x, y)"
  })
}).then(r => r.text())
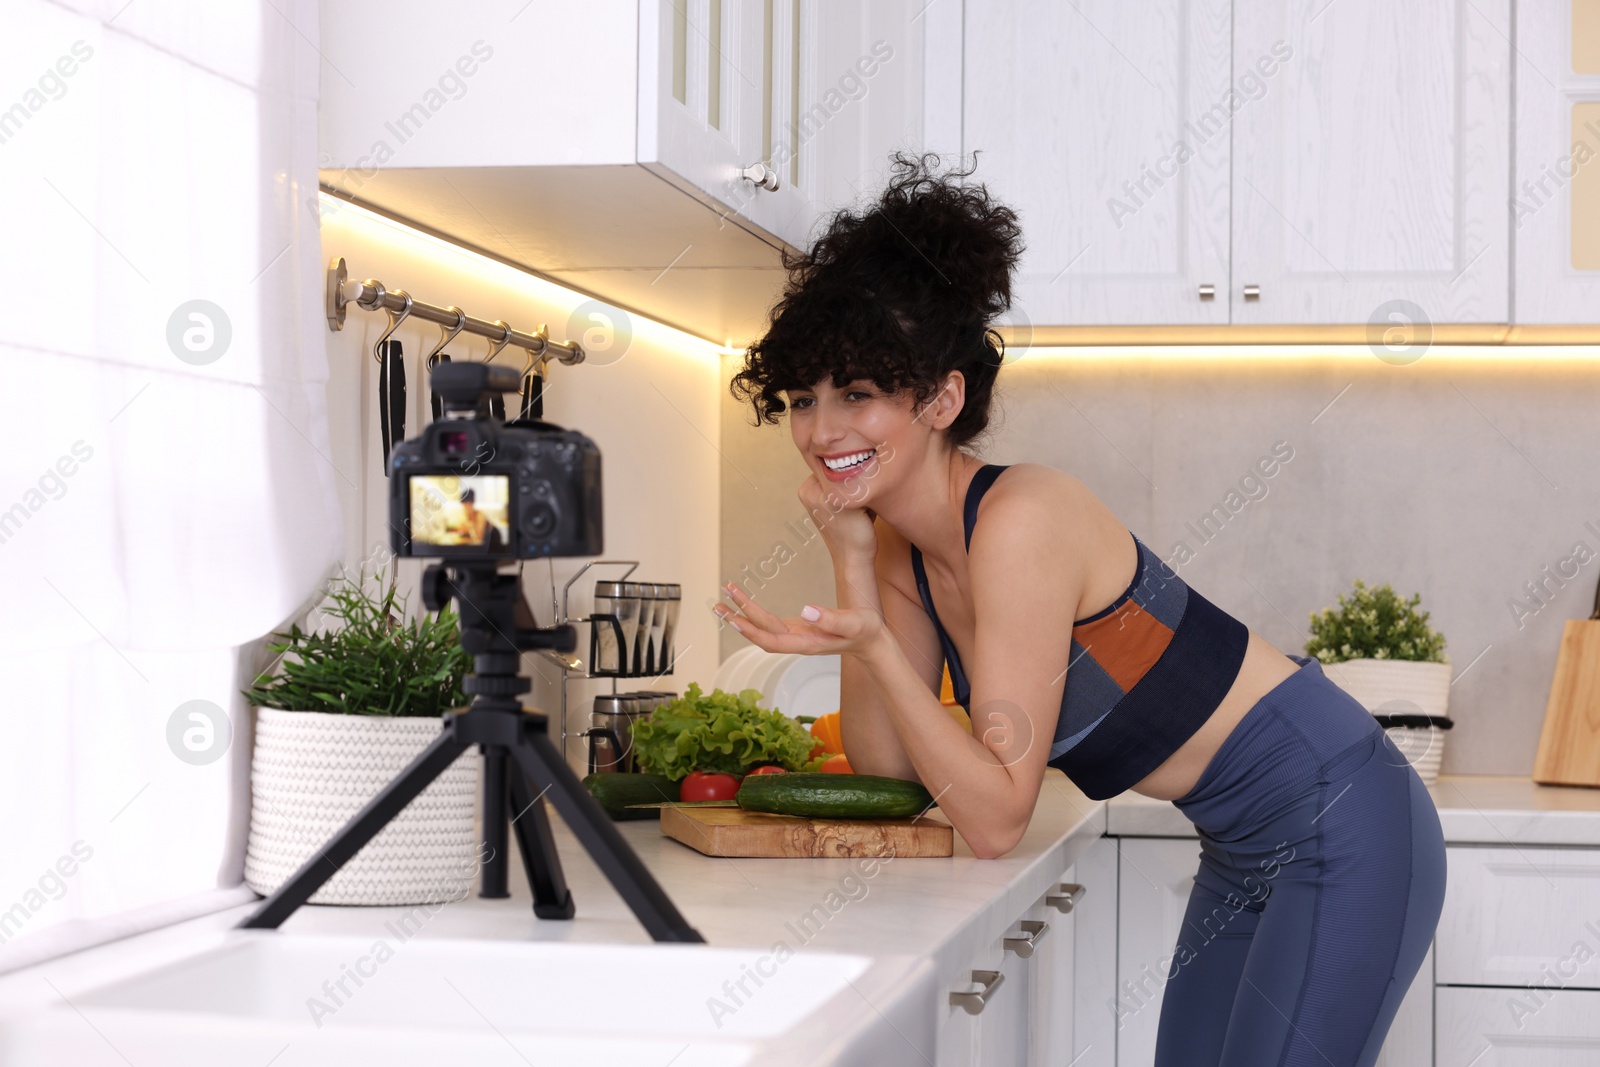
top-left (745, 764), bottom-right (788, 775)
top-left (680, 770), bottom-right (741, 801)
top-left (819, 753), bottom-right (852, 773)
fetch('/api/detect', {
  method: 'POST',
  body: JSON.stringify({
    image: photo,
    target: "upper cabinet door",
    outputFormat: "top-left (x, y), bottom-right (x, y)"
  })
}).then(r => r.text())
top-left (1512, 0), bottom-right (1600, 323)
top-left (733, 0), bottom-right (826, 251)
top-left (962, 0), bottom-right (1234, 327)
top-left (1230, 0), bottom-right (1511, 324)
top-left (640, 0), bottom-right (754, 214)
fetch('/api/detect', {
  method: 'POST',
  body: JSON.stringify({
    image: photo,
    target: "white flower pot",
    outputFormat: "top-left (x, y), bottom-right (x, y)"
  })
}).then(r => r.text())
top-left (244, 709), bottom-right (479, 906)
top-left (1320, 658), bottom-right (1453, 786)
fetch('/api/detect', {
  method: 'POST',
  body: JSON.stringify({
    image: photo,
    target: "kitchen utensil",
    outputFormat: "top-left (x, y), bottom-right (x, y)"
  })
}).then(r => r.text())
top-left (659, 805), bottom-right (953, 858)
top-left (588, 695), bottom-right (631, 774)
top-left (622, 582), bottom-right (649, 676)
top-left (644, 583), bottom-right (670, 674)
top-left (769, 655), bottom-right (842, 721)
top-left (591, 581), bottom-right (628, 675)
top-left (659, 583), bottom-right (682, 672)
top-left (1533, 573), bottom-right (1600, 787)
top-left (378, 337), bottom-right (406, 469)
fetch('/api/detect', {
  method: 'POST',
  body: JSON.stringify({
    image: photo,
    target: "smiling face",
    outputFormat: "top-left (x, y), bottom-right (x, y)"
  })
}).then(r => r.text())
top-left (786, 374), bottom-right (964, 500)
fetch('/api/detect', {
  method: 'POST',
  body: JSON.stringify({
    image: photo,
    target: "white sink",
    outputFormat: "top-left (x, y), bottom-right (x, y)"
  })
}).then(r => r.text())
top-left (0, 933), bottom-right (935, 1066)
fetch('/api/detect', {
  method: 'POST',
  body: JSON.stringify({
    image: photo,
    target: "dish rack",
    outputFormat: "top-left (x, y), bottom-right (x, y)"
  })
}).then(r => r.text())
top-left (552, 559), bottom-right (676, 764)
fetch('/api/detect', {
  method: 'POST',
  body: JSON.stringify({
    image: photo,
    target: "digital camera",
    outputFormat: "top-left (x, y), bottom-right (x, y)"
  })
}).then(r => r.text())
top-left (388, 362), bottom-right (603, 560)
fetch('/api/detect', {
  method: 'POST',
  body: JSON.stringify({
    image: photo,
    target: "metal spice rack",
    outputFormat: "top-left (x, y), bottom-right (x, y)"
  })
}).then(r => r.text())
top-left (552, 560), bottom-right (677, 766)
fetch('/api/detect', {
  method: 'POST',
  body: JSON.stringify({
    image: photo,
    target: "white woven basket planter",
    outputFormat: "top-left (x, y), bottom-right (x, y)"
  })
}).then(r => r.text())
top-left (244, 709), bottom-right (478, 906)
top-left (1320, 658), bottom-right (1453, 786)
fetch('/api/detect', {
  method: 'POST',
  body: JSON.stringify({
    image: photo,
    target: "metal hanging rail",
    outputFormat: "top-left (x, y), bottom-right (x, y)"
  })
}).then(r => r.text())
top-left (323, 256), bottom-right (586, 366)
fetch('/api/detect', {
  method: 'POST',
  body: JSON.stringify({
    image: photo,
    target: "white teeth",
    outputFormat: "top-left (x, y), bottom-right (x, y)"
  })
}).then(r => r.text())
top-left (823, 449), bottom-right (875, 471)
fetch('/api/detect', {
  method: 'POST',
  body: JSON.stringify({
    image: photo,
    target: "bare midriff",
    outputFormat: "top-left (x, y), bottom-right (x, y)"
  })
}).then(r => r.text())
top-left (1126, 629), bottom-right (1301, 800)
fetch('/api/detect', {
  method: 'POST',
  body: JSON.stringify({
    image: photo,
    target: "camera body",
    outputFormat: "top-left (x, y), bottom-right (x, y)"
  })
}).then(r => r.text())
top-left (388, 362), bottom-right (603, 560)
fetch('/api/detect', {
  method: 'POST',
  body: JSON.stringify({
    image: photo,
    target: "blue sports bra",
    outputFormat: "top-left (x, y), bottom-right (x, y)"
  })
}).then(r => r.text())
top-left (908, 464), bottom-right (1250, 800)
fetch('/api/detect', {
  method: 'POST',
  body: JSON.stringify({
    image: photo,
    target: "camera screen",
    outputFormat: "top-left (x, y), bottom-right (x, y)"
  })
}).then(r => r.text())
top-left (409, 475), bottom-right (511, 550)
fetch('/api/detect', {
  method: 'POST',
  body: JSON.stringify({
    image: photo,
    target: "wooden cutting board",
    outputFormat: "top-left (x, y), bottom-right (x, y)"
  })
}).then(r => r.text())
top-left (1533, 577), bottom-right (1600, 787)
top-left (660, 804), bottom-right (952, 857)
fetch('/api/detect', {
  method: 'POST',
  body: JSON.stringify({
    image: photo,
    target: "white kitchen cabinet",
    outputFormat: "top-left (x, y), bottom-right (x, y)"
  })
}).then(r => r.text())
top-left (1230, 0), bottom-right (1511, 324)
top-left (1025, 870), bottom-right (1087, 1067)
top-left (315, 0), bottom-right (923, 344)
top-left (1070, 836), bottom-right (1119, 1067)
top-left (960, 0), bottom-right (1234, 327)
top-left (1512, 0), bottom-right (1600, 322)
top-left (956, 0), bottom-right (1514, 329)
top-left (644, 0), bottom-right (925, 252)
top-left (1437, 986), bottom-right (1600, 1065)
top-left (936, 859), bottom-right (1099, 1067)
top-left (1437, 844), bottom-right (1600, 989)
top-left (1114, 838), bottom-right (1202, 1067)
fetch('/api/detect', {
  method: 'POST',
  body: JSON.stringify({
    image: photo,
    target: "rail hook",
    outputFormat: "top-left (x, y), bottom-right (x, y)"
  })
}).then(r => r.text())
top-left (427, 306), bottom-right (467, 362)
top-left (482, 319), bottom-right (515, 363)
top-left (372, 290), bottom-right (414, 365)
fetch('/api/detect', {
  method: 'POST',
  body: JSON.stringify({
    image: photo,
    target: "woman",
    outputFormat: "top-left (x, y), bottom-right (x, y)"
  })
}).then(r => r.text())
top-left (714, 153), bottom-right (1446, 1067)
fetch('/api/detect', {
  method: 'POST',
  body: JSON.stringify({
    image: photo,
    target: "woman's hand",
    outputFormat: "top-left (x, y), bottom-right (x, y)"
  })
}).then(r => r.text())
top-left (798, 473), bottom-right (878, 566)
top-left (713, 582), bottom-right (885, 659)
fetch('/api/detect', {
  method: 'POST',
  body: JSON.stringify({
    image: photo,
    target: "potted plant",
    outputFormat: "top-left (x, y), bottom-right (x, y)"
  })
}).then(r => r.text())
top-left (240, 560), bottom-right (479, 905)
top-left (1306, 579), bottom-right (1453, 785)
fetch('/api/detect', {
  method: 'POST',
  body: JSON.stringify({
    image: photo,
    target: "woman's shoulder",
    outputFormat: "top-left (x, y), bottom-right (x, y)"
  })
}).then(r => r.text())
top-left (984, 462), bottom-right (1101, 524)
top-left (977, 462), bottom-right (1124, 565)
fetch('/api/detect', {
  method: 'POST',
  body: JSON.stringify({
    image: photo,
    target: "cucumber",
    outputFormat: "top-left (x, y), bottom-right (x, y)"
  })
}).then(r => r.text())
top-left (583, 771), bottom-right (680, 820)
top-left (735, 772), bottom-right (934, 820)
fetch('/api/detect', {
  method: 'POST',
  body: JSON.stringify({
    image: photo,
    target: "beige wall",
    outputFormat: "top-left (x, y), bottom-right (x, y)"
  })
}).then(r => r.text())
top-left (719, 345), bottom-right (1600, 778)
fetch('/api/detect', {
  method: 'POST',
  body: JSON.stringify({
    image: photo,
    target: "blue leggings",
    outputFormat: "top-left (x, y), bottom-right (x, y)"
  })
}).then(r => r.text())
top-left (1152, 654), bottom-right (1447, 1067)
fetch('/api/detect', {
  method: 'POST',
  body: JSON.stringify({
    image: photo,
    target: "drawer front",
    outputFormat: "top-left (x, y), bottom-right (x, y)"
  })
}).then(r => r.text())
top-left (1438, 846), bottom-right (1600, 988)
top-left (1437, 986), bottom-right (1600, 1065)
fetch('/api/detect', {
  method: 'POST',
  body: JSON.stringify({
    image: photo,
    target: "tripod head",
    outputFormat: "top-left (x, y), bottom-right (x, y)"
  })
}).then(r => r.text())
top-left (421, 561), bottom-right (576, 710)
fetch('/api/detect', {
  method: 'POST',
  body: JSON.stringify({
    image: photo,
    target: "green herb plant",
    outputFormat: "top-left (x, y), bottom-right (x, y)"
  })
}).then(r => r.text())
top-left (242, 561), bottom-right (472, 717)
top-left (1304, 579), bottom-right (1448, 665)
top-left (630, 681), bottom-right (831, 780)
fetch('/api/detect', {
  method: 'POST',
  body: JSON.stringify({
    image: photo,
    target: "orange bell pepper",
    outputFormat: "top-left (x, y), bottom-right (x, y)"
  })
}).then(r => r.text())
top-left (810, 710), bottom-right (844, 755)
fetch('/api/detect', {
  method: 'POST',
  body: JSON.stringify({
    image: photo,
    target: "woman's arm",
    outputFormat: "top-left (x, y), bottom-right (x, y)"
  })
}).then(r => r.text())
top-left (832, 524), bottom-right (947, 781)
top-left (853, 491), bottom-right (1082, 858)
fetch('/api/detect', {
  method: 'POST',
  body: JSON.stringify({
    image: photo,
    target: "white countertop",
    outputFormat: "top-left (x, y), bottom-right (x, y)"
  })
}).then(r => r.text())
top-left (1105, 773), bottom-right (1600, 846)
top-left (0, 768), bottom-right (1105, 1026)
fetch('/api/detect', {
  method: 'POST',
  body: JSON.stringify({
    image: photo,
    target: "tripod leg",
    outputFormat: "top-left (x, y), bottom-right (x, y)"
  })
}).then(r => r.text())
top-left (507, 768), bottom-right (575, 919)
top-left (509, 725), bottom-right (705, 943)
top-left (479, 748), bottom-right (510, 899)
top-left (239, 726), bottom-right (473, 929)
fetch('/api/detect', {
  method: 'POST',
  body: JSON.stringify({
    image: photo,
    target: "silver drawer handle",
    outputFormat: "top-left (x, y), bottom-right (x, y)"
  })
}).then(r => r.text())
top-left (1198, 283), bottom-right (1215, 300)
top-left (1243, 284), bottom-right (1261, 301)
top-left (740, 162), bottom-right (781, 192)
top-left (1046, 882), bottom-right (1086, 913)
top-left (1003, 918), bottom-right (1050, 957)
top-left (949, 968), bottom-right (1005, 1015)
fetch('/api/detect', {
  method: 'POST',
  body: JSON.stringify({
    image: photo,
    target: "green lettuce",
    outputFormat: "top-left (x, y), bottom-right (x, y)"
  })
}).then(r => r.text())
top-left (629, 681), bottom-right (823, 781)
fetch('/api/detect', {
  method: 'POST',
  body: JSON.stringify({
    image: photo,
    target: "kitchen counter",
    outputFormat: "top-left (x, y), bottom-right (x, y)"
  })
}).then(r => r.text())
top-left (0, 768), bottom-right (1106, 1032)
top-left (1106, 773), bottom-right (1600, 845)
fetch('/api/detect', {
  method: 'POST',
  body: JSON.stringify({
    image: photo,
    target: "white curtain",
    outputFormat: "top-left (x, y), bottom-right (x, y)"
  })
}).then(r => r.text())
top-left (0, 0), bottom-right (340, 970)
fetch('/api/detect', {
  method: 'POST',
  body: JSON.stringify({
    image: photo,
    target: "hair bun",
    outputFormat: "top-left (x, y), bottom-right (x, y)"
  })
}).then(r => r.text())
top-left (810, 151), bottom-right (1024, 328)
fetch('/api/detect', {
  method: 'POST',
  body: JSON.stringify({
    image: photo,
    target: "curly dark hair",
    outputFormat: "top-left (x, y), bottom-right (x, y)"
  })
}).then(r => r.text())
top-left (729, 151), bottom-right (1024, 452)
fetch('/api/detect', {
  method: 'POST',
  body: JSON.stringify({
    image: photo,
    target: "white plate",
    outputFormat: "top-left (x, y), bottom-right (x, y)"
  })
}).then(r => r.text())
top-left (724, 647), bottom-right (773, 697)
top-left (712, 646), bottom-right (762, 694)
top-left (745, 653), bottom-right (801, 709)
top-left (769, 655), bottom-right (842, 721)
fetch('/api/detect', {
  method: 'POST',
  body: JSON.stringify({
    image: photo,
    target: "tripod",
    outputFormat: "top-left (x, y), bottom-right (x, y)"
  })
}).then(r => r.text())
top-left (239, 561), bottom-right (704, 942)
